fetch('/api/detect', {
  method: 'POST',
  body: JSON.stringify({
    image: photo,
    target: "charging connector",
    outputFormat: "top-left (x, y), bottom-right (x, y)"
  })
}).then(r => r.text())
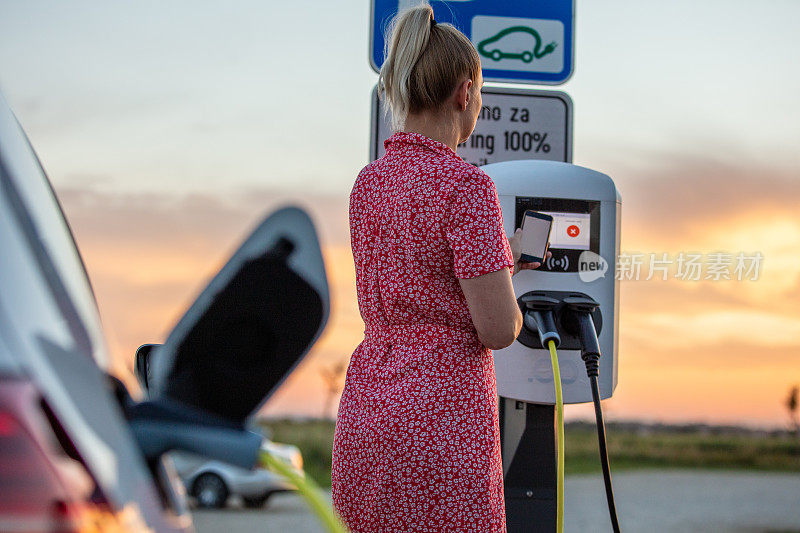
top-left (519, 293), bottom-right (561, 348)
top-left (561, 295), bottom-right (602, 378)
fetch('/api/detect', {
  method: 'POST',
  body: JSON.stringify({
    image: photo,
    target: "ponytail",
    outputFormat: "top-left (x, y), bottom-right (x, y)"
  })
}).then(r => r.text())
top-left (378, 3), bottom-right (481, 130)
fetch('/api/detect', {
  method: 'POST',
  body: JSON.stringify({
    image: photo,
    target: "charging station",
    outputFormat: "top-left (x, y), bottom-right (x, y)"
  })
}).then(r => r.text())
top-left (482, 159), bottom-right (622, 532)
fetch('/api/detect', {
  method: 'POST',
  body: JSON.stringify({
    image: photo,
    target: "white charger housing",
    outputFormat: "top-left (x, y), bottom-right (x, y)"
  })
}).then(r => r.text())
top-left (482, 160), bottom-right (621, 404)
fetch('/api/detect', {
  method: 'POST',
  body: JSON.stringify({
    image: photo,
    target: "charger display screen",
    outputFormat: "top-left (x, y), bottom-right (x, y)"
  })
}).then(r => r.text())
top-left (541, 212), bottom-right (591, 250)
top-left (515, 197), bottom-right (601, 273)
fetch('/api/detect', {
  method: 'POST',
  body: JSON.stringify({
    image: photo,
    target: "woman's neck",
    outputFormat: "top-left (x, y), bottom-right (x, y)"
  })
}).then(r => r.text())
top-left (403, 111), bottom-right (462, 152)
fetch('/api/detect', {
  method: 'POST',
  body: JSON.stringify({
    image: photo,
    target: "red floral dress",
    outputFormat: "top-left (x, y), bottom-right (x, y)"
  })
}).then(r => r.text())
top-left (332, 132), bottom-right (514, 532)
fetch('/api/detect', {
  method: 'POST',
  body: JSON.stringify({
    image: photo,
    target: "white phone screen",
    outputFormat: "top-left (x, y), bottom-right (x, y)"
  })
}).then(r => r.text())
top-left (521, 213), bottom-right (552, 261)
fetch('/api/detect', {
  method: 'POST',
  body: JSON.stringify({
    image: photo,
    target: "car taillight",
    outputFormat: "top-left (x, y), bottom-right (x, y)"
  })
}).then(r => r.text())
top-left (0, 378), bottom-right (140, 533)
top-left (0, 407), bottom-right (84, 532)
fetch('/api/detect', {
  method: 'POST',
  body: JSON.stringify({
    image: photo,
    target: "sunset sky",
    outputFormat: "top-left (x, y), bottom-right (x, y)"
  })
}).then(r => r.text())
top-left (1, 0), bottom-right (799, 428)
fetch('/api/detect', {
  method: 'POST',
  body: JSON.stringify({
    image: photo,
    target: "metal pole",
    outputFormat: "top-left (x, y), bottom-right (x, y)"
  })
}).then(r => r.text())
top-left (500, 397), bottom-right (557, 533)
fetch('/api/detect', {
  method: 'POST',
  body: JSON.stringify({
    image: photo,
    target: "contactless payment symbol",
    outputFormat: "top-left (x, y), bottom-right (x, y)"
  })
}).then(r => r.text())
top-left (546, 255), bottom-right (570, 271)
top-left (567, 225), bottom-right (580, 238)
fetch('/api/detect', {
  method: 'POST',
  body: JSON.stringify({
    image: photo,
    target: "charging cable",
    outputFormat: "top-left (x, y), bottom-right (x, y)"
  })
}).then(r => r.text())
top-left (562, 296), bottom-right (621, 533)
top-left (259, 450), bottom-right (348, 533)
top-left (548, 339), bottom-right (565, 533)
top-left (589, 369), bottom-right (618, 532)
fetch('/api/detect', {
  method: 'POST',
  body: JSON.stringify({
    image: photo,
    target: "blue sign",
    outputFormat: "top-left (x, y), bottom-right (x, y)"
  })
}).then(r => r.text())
top-left (370, 0), bottom-right (574, 85)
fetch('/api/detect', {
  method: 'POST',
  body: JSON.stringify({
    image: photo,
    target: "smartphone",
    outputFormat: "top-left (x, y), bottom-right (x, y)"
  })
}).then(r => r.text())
top-left (520, 210), bottom-right (553, 263)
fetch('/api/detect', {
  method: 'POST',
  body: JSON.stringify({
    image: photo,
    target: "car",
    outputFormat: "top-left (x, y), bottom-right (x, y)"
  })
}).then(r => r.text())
top-left (477, 25), bottom-right (558, 64)
top-left (0, 89), bottom-right (330, 531)
top-left (170, 438), bottom-right (303, 509)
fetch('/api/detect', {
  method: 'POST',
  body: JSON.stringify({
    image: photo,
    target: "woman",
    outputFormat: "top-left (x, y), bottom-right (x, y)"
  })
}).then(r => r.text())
top-left (332, 4), bottom-right (543, 532)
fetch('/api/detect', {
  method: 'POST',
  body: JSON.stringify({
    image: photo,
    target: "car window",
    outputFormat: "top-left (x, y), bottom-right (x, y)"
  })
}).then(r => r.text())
top-left (0, 93), bottom-right (106, 367)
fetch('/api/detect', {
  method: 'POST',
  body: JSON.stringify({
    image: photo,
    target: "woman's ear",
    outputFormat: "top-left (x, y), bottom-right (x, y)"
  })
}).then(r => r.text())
top-left (454, 78), bottom-right (473, 111)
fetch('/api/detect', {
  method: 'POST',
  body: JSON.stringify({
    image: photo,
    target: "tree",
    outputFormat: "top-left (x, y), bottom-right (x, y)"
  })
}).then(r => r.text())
top-left (320, 359), bottom-right (348, 420)
top-left (787, 385), bottom-right (799, 435)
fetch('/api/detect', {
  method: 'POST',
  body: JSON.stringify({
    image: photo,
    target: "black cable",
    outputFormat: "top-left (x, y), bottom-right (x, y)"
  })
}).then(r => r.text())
top-left (561, 296), bottom-right (623, 531)
top-left (589, 372), bottom-right (621, 533)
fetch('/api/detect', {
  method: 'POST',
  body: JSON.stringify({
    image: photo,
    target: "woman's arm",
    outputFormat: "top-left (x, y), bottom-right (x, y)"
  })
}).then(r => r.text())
top-left (459, 267), bottom-right (522, 349)
top-left (459, 230), bottom-right (551, 350)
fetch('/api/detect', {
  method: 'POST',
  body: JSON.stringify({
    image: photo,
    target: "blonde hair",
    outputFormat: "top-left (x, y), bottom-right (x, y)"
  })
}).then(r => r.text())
top-left (378, 3), bottom-right (481, 131)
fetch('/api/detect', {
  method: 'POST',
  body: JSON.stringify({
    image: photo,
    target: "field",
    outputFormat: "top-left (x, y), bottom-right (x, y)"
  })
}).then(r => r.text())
top-left (259, 418), bottom-right (800, 488)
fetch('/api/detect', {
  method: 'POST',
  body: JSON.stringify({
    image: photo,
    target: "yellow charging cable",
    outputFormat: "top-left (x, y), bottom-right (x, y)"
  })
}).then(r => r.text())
top-left (548, 339), bottom-right (565, 533)
top-left (258, 450), bottom-right (348, 533)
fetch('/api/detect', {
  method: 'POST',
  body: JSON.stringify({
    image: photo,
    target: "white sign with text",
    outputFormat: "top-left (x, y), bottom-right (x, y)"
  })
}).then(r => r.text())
top-left (370, 86), bottom-right (572, 166)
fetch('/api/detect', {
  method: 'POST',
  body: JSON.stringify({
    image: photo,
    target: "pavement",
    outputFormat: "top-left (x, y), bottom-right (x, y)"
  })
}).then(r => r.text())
top-left (564, 470), bottom-right (800, 532)
top-left (192, 470), bottom-right (800, 533)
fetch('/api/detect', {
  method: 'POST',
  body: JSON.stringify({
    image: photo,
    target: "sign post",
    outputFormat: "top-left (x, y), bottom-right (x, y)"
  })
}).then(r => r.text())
top-left (371, 0), bottom-right (575, 85)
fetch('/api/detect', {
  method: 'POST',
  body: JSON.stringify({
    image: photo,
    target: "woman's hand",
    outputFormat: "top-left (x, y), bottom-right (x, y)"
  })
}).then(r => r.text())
top-left (508, 229), bottom-right (552, 276)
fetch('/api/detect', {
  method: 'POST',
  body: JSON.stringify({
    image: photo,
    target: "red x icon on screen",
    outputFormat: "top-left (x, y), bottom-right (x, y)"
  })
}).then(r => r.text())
top-left (567, 225), bottom-right (580, 238)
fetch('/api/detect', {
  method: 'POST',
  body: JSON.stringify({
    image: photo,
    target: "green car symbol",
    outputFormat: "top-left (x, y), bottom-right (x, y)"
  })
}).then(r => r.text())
top-left (477, 26), bottom-right (557, 63)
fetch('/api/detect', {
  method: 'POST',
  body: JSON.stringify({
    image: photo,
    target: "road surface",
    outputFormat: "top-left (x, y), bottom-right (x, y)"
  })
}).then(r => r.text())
top-left (192, 470), bottom-right (800, 532)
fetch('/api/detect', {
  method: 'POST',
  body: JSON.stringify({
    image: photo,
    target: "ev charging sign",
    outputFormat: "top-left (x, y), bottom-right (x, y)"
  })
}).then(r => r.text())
top-left (370, 0), bottom-right (575, 84)
top-left (371, 86), bottom-right (573, 165)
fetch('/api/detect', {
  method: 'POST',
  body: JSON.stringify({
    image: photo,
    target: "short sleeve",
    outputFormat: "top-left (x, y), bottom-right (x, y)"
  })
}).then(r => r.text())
top-left (446, 170), bottom-right (514, 279)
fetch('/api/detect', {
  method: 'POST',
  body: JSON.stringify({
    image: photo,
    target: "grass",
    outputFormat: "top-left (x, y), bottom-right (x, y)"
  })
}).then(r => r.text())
top-left (260, 418), bottom-right (339, 487)
top-left (561, 421), bottom-right (800, 474)
top-left (259, 418), bottom-right (800, 488)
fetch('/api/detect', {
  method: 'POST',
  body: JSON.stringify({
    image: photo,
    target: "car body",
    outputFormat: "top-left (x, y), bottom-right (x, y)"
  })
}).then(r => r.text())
top-left (0, 90), bottom-right (329, 531)
top-left (0, 89), bottom-right (189, 533)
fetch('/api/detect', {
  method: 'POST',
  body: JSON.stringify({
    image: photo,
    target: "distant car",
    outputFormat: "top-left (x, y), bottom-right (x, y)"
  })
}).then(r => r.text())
top-left (477, 26), bottom-right (557, 63)
top-left (171, 439), bottom-right (303, 509)
top-left (0, 89), bottom-right (329, 531)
